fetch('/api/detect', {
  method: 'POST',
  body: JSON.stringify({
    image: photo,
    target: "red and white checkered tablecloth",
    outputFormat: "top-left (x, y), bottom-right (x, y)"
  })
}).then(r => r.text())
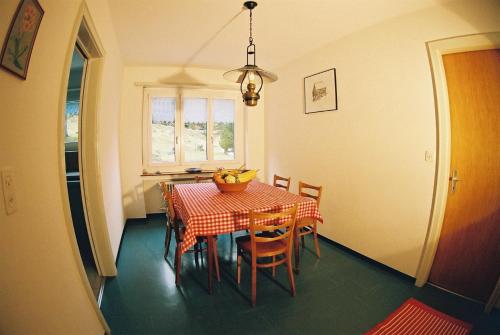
top-left (172, 180), bottom-right (323, 254)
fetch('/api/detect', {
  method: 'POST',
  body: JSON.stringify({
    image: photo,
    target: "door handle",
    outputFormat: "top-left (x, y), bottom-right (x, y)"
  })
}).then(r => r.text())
top-left (449, 169), bottom-right (461, 193)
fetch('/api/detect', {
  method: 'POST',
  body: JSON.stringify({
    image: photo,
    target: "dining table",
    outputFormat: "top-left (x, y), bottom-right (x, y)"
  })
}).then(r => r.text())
top-left (172, 180), bottom-right (323, 293)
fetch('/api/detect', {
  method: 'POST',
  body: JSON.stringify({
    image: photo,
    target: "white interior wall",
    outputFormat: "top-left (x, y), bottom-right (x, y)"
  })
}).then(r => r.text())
top-left (88, 2), bottom-right (126, 259)
top-left (119, 66), bottom-right (266, 218)
top-left (265, 0), bottom-right (500, 277)
top-left (0, 0), bottom-right (124, 333)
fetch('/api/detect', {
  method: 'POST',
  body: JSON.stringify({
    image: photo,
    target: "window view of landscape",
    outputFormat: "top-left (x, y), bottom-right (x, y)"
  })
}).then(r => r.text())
top-left (65, 101), bottom-right (79, 144)
top-left (151, 97), bottom-right (176, 163)
top-left (213, 99), bottom-right (235, 160)
top-left (183, 98), bottom-right (208, 162)
top-left (149, 96), bottom-right (236, 165)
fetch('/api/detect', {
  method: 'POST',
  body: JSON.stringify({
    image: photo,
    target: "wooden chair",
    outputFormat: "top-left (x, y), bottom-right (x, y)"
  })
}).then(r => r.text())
top-left (195, 175), bottom-right (213, 183)
top-left (294, 182), bottom-right (323, 271)
top-left (160, 180), bottom-right (205, 258)
top-left (236, 204), bottom-right (298, 307)
top-left (273, 174), bottom-right (291, 191)
top-left (159, 182), bottom-right (220, 286)
top-left (159, 182), bottom-right (174, 259)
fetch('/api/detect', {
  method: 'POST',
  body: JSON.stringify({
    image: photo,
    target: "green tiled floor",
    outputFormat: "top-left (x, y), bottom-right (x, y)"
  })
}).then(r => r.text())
top-left (101, 215), bottom-right (500, 334)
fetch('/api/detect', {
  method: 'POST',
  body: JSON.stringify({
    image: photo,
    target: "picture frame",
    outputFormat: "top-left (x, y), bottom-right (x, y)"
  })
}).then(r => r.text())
top-left (0, 0), bottom-right (44, 80)
top-left (304, 68), bottom-right (338, 114)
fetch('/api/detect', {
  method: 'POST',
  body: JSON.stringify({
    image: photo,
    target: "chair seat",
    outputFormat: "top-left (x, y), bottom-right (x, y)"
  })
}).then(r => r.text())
top-left (236, 235), bottom-right (286, 255)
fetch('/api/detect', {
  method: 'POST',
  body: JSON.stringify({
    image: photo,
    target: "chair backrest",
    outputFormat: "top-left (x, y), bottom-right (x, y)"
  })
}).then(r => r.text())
top-left (273, 174), bottom-right (291, 191)
top-left (298, 181), bottom-right (322, 207)
top-left (195, 175), bottom-right (214, 183)
top-left (159, 181), bottom-right (169, 202)
top-left (159, 182), bottom-right (182, 240)
top-left (249, 204), bottom-right (298, 257)
top-left (159, 182), bottom-right (176, 219)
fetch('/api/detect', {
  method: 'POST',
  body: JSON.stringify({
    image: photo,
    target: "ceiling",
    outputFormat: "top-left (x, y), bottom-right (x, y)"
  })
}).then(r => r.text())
top-left (108, 0), bottom-right (453, 70)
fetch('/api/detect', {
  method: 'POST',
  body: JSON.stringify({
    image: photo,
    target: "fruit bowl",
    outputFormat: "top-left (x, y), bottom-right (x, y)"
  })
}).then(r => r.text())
top-left (215, 180), bottom-right (250, 193)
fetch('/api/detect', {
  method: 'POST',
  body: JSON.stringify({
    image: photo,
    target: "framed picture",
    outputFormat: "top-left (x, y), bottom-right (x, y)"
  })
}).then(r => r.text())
top-left (0, 0), bottom-right (44, 79)
top-left (304, 68), bottom-right (338, 114)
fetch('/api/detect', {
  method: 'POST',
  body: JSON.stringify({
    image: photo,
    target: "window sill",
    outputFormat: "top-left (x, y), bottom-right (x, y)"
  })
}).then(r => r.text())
top-left (141, 170), bottom-right (216, 177)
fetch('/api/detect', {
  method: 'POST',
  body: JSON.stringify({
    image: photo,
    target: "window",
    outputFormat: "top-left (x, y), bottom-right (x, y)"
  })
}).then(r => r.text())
top-left (213, 99), bottom-right (235, 161)
top-left (151, 97), bottom-right (176, 163)
top-left (65, 47), bottom-right (86, 148)
top-left (143, 88), bottom-right (243, 170)
top-left (183, 98), bottom-right (208, 162)
top-left (65, 101), bottom-right (80, 144)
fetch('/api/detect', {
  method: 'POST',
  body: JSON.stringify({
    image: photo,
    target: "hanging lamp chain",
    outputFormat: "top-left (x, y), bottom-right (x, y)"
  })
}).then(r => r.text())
top-left (249, 9), bottom-right (253, 45)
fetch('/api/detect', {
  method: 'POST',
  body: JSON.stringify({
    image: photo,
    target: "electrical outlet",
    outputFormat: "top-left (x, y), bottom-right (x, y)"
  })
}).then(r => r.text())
top-left (1, 167), bottom-right (17, 215)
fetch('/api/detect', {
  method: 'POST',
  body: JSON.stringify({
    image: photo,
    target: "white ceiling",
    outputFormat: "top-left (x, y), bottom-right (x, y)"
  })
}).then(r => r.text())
top-left (108, 0), bottom-right (453, 70)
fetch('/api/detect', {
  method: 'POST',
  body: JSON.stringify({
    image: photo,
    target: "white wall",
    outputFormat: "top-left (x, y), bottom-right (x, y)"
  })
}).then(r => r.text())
top-left (0, 0), bottom-right (124, 333)
top-left (120, 66), bottom-right (266, 218)
top-left (265, 0), bottom-right (500, 277)
top-left (87, 1), bottom-right (126, 260)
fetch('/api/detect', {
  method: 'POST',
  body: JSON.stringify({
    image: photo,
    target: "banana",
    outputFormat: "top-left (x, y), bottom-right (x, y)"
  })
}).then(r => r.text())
top-left (215, 168), bottom-right (258, 183)
top-left (218, 169), bottom-right (240, 177)
top-left (237, 169), bottom-right (258, 183)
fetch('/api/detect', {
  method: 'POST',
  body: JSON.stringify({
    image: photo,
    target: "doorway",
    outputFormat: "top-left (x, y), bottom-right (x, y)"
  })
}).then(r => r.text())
top-left (64, 44), bottom-right (103, 301)
top-left (416, 33), bottom-right (500, 312)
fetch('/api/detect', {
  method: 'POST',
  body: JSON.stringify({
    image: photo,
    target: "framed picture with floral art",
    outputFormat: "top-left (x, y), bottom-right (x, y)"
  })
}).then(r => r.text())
top-left (0, 0), bottom-right (44, 79)
top-left (304, 68), bottom-right (338, 114)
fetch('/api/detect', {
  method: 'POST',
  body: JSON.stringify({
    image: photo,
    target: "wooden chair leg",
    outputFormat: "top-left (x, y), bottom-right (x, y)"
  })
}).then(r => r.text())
top-left (213, 241), bottom-right (221, 282)
top-left (236, 250), bottom-right (242, 284)
top-left (251, 263), bottom-right (257, 307)
top-left (272, 256), bottom-right (276, 277)
top-left (286, 254), bottom-right (296, 297)
top-left (313, 224), bottom-right (321, 258)
top-left (164, 224), bottom-right (172, 260)
top-left (207, 237), bottom-right (214, 294)
top-left (194, 242), bottom-right (199, 266)
top-left (294, 227), bottom-right (300, 274)
top-left (175, 245), bottom-right (182, 286)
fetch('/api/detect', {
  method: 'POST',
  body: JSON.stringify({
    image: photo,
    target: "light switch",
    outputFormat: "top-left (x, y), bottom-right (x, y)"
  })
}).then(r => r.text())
top-left (425, 150), bottom-right (434, 162)
top-left (2, 167), bottom-right (17, 215)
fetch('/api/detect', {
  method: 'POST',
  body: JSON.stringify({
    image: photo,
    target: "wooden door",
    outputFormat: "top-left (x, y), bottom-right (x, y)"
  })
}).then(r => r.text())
top-left (429, 49), bottom-right (500, 302)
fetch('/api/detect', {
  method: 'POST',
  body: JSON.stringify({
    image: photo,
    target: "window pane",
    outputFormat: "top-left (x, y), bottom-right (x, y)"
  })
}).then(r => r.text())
top-left (151, 97), bottom-right (176, 163)
top-left (213, 99), bottom-right (235, 161)
top-left (65, 101), bottom-right (80, 144)
top-left (183, 98), bottom-right (207, 162)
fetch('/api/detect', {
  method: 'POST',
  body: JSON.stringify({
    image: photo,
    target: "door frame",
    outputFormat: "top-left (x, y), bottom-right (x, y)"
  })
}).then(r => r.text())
top-left (57, 2), bottom-right (116, 334)
top-left (415, 32), bottom-right (500, 296)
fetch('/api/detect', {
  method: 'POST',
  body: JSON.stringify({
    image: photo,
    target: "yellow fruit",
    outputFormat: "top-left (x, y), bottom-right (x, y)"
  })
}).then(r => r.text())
top-left (225, 175), bottom-right (236, 183)
top-left (237, 169), bottom-right (257, 183)
top-left (227, 169), bottom-right (241, 176)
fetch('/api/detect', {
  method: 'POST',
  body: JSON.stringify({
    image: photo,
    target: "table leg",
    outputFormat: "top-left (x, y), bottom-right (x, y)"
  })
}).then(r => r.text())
top-left (207, 235), bottom-right (214, 294)
top-left (294, 227), bottom-right (300, 274)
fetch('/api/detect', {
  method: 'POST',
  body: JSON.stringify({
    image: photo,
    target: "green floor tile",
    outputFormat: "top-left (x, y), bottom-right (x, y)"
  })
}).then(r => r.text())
top-left (101, 214), bottom-right (500, 335)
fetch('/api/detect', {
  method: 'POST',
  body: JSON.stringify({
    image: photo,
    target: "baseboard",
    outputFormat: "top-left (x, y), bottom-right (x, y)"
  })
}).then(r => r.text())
top-left (115, 216), bottom-right (164, 264)
top-left (317, 234), bottom-right (414, 282)
top-left (115, 218), bottom-right (145, 265)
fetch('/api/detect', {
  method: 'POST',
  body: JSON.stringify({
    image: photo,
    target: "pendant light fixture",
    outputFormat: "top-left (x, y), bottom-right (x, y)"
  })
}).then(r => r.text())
top-left (223, 1), bottom-right (277, 107)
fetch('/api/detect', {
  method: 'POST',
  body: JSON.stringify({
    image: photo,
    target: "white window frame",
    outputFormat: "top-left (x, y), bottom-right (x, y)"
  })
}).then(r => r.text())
top-left (142, 87), bottom-right (245, 172)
